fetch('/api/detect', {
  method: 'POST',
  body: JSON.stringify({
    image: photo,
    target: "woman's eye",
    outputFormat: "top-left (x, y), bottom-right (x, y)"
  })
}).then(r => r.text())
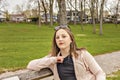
top-left (62, 35), bottom-right (66, 38)
top-left (56, 36), bottom-right (59, 39)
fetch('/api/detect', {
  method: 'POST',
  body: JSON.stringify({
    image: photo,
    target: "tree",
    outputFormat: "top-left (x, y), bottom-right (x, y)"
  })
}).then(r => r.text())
top-left (49, 0), bottom-right (54, 26)
top-left (28, 0), bottom-right (42, 26)
top-left (0, 0), bottom-right (8, 11)
top-left (41, 0), bottom-right (48, 24)
top-left (95, 0), bottom-right (99, 23)
top-left (91, 0), bottom-right (96, 34)
top-left (115, 0), bottom-right (120, 27)
top-left (74, 0), bottom-right (77, 25)
top-left (0, 0), bottom-right (4, 10)
top-left (99, 0), bottom-right (105, 35)
top-left (38, 0), bottom-right (41, 27)
top-left (4, 10), bottom-right (9, 21)
top-left (67, 0), bottom-right (78, 25)
top-left (83, 0), bottom-right (86, 22)
top-left (14, 4), bottom-right (23, 14)
top-left (80, 1), bottom-right (84, 31)
top-left (23, 0), bottom-right (33, 18)
top-left (0, 0), bottom-right (8, 22)
top-left (86, 0), bottom-right (96, 33)
top-left (57, 0), bottom-right (67, 25)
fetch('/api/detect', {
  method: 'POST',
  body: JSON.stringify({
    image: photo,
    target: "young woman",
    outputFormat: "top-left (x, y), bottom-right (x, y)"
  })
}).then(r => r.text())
top-left (27, 25), bottom-right (106, 80)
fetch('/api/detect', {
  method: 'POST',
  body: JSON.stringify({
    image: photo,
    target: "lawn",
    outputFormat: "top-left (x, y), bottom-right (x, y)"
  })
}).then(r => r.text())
top-left (0, 23), bottom-right (120, 74)
top-left (107, 70), bottom-right (120, 80)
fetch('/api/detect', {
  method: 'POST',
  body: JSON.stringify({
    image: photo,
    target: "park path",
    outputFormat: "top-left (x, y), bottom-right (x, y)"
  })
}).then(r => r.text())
top-left (41, 50), bottom-right (120, 80)
top-left (94, 50), bottom-right (120, 74)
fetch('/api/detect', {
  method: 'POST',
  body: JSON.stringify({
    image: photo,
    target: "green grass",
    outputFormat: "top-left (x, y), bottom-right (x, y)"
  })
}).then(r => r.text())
top-left (0, 23), bottom-right (120, 73)
top-left (107, 70), bottom-right (120, 80)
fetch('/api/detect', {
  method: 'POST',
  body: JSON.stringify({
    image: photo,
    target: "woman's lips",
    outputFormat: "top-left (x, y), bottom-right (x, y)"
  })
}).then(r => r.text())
top-left (59, 43), bottom-right (64, 45)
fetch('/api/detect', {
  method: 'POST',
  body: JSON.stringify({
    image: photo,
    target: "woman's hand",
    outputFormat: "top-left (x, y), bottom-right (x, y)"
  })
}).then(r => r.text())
top-left (56, 56), bottom-right (64, 63)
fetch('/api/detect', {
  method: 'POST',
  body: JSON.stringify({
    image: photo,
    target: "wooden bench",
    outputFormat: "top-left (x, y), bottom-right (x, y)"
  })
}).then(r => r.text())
top-left (0, 68), bottom-right (53, 80)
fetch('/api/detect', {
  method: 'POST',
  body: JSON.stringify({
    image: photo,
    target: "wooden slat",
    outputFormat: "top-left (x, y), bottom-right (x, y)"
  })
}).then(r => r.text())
top-left (0, 68), bottom-right (53, 80)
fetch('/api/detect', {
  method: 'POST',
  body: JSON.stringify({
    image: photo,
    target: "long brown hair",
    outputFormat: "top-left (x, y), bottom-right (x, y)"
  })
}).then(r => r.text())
top-left (50, 26), bottom-right (83, 58)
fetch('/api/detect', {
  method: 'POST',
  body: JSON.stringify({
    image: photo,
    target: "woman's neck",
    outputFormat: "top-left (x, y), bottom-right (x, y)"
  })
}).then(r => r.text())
top-left (60, 47), bottom-right (70, 57)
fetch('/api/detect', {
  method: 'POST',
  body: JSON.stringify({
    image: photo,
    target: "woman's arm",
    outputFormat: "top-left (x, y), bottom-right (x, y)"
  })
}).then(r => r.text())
top-left (82, 50), bottom-right (106, 80)
top-left (95, 70), bottom-right (106, 80)
top-left (27, 55), bottom-right (57, 71)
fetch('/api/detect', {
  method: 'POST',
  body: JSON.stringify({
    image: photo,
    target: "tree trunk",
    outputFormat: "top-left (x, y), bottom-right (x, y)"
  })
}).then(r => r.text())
top-left (96, 0), bottom-right (99, 23)
top-left (38, 0), bottom-right (41, 27)
top-left (74, 0), bottom-right (77, 25)
top-left (80, 1), bottom-right (84, 31)
top-left (57, 0), bottom-right (67, 25)
top-left (84, 0), bottom-right (86, 23)
top-left (41, 0), bottom-right (48, 24)
top-left (50, 0), bottom-right (54, 27)
top-left (99, 0), bottom-right (105, 35)
top-left (91, 0), bottom-right (96, 34)
top-left (115, 0), bottom-right (119, 28)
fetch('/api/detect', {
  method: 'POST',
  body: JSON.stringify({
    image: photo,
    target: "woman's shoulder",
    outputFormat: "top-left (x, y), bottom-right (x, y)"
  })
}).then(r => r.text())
top-left (76, 47), bottom-right (87, 54)
top-left (76, 48), bottom-right (94, 59)
top-left (75, 48), bottom-right (93, 60)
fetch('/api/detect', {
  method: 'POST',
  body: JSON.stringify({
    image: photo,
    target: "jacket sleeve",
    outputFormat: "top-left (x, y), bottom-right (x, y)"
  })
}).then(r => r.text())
top-left (82, 50), bottom-right (106, 80)
top-left (27, 55), bottom-right (57, 71)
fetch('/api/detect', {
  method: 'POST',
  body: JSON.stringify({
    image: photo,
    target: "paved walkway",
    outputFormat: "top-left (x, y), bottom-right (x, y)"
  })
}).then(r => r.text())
top-left (95, 51), bottom-right (120, 74)
top-left (41, 51), bottom-right (120, 80)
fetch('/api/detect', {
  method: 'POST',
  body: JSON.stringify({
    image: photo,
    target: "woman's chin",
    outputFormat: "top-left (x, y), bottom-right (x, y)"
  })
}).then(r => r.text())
top-left (59, 46), bottom-right (65, 50)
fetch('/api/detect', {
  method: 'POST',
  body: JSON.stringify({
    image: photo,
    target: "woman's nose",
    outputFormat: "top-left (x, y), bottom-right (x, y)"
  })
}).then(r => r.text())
top-left (59, 37), bottom-right (63, 40)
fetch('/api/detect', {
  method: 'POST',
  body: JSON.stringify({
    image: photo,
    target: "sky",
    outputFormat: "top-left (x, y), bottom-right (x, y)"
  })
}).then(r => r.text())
top-left (4, 0), bottom-right (115, 14)
top-left (5, 0), bottom-right (59, 14)
top-left (5, 0), bottom-right (27, 13)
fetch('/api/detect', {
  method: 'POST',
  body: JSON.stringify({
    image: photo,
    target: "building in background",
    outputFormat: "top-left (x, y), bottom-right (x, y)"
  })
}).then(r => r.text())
top-left (9, 13), bottom-right (26, 22)
top-left (0, 10), bottom-right (6, 22)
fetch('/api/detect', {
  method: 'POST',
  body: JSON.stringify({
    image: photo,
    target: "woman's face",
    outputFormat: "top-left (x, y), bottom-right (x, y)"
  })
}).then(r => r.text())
top-left (55, 29), bottom-right (72, 50)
